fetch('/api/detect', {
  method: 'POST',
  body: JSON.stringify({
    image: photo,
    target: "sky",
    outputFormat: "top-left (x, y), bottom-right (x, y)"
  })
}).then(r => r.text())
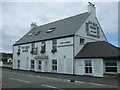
top-left (1, 1), bottom-right (119, 53)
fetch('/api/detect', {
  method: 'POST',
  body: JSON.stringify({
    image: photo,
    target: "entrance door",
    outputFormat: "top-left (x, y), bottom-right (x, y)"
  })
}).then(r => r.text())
top-left (17, 60), bottom-right (20, 69)
top-left (85, 60), bottom-right (92, 75)
top-left (31, 60), bottom-right (35, 70)
top-left (38, 60), bottom-right (42, 71)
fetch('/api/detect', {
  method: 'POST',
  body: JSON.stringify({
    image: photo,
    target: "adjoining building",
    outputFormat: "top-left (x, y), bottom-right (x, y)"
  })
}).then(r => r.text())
top-left (12, 2), bottom-right (119, 77)
top-left (75, 41), bottom-right (120, 77)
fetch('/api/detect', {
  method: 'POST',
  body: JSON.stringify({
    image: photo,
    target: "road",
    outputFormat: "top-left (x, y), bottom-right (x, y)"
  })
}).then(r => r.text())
top-left (1, 68), bottom-right (119, 89)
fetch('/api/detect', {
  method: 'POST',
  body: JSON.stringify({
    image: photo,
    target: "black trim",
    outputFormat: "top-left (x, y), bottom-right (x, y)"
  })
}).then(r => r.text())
top-left (57, 44), bottom-right (73, 47)
top-left (13, 35), bottom-right (74, 46)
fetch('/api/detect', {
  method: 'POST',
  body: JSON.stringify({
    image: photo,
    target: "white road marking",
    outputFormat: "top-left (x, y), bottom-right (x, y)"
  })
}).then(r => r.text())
top-left (41, 84), bottom-right (57, 88)
top-left (3, 71), bottom-right (118, 88)
top-left (10, 78), bottom-right (31, 83)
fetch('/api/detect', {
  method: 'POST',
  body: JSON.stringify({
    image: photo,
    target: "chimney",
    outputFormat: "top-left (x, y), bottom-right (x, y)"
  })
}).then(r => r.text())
top-left (30, 22), bottom-right (37, 30)
top-left (88, 2), bottom-right (96, 17)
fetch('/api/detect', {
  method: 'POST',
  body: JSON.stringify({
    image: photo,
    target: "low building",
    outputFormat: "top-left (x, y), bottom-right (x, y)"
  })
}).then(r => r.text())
top-left (75, 41), bottom-right (120, 77)
top-left (12, 3), bottom-right (117, 77)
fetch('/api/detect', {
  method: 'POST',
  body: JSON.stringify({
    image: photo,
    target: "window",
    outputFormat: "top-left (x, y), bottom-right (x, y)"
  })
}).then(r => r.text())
top-left (17, 46), bottom-right (20, 55)
top-left (28, 32), bottom-right (33, 36)
top-left (34, 31), bottom-right (41, 35)
top-left (17, 60), bottom-right (20, 69)
top-left (41, 41), bottom-right (46, 53)
top-left (80, 38), bottom-right (85, 44)
top-left (31, 60), bottom-right (35, 70)
top-left (52, 39), bottom-right (57, 49)
top-left (85, 60), bottom-right (92, 74)
top-left (52, 60), bottom-right (57, 71)
top-left (105, 61), bottom-right (117, 73)
top-left (31, 43), bottom-right (37, 55)
top-left (38, 60), bottom-right (42, 70)
top-left (46, 27), bottom-right (56, 33)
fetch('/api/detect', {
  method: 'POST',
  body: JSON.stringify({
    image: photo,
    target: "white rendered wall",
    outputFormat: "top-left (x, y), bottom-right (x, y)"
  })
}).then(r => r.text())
top-left (74, 59), bottom-right (104, 77)
top-left (74, 14), bottom-right (107, 56)
top-left (13, 37), bottom-right (74, 74)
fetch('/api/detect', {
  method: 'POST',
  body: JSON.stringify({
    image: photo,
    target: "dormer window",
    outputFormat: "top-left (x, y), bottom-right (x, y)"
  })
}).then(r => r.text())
top-left (28, 32), bottom-right (33, 36)
top-left (46, 27), bottom-right (56, 33)
top-left (34, 31), bottom-right (41, 35)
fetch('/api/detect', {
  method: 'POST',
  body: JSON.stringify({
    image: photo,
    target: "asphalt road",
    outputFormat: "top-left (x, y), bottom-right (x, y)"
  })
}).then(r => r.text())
top-left (1, 68), bottom-right (119, 89)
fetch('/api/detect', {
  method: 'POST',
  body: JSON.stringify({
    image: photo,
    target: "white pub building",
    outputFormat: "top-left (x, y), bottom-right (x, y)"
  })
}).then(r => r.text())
top-left (13, 3), bottom-right (120, 77)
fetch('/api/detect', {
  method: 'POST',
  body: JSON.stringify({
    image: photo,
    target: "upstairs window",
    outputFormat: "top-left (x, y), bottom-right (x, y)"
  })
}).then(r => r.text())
top-left (52, 39), bottom-right (57, 49)
top-left (30, 43), bottom-right (37, 55)
top-left (80, 38), bottom-right (85, 44)
top-left (17, 46), bottom-right (20, 55)
top-left (51, 39), bottom-right (57, 54)
top-left (41, 41), bottom-right (46, 54)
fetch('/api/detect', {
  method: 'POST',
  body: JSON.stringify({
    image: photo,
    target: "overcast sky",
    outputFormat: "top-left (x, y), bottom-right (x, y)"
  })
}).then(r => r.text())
top-left (1, 2), bottom-right (118, 53)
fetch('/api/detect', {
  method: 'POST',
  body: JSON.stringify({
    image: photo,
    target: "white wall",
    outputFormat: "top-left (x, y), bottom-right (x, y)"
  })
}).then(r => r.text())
top-left (74, 14), bottom-right (107, 56)
top-left (74, 59), bottom-right (104, 77)
top-left (13, 37), bottom-right (74, 74)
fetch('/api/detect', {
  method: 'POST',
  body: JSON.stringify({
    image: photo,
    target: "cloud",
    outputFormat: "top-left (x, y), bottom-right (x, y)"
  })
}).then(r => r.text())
top-left (1, 2), bottom-right (118, 53)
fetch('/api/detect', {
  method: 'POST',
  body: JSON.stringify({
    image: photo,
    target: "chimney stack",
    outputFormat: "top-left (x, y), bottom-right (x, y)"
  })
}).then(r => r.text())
top-left (31, 22), bottom-right (37, 30)
top-left (88, 2), bottom-right (96, 17)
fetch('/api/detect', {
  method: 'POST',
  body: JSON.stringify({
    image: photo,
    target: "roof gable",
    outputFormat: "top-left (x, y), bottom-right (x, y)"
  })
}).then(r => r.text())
top-left (14, 12), bottom-right (90, 46)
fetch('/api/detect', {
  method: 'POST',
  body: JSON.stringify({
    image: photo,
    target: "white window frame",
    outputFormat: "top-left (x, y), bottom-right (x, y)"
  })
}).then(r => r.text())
top-left (38, 60), bottom-right (42, 70)
top-left (84, 60), bottom-right (92, 74)
top-left (31, 60), bottom-right (35, 70)
top-left (52, 59), bottom-right (57, 72)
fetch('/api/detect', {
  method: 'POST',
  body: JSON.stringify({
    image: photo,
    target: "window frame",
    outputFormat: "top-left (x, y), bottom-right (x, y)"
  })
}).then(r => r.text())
top-left (80, 38), bottom-right (85, 45)
top-left (52, 59), bottom-right (57, 72)
top-left (105, 61), bottom-right (118, 73)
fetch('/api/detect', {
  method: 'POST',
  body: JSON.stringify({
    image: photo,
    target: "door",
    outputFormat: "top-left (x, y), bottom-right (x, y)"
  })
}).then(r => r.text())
top-left (38, 60), bottom-right (42, 71)
top-left (84, 60), bottom-right (92, 75)
top-left (31, 60), bottom-right (35, 70)
top-left (17, 60), bottom-right (20, 69)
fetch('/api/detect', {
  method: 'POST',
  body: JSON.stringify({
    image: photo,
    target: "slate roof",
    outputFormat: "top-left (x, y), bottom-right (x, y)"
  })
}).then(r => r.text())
top-left (14, 12), bottom-right (90, 46)
top-left (75, 41), bottom-right (120, 60)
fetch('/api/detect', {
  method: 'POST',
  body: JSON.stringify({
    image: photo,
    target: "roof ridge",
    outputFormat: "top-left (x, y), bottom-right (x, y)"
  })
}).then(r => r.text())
top-left (36, 12), bottom-right (89, 28)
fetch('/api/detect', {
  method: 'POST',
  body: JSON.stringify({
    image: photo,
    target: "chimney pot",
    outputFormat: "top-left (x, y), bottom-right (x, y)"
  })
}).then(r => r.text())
top-left (31, 22), bottom-right (37, 30)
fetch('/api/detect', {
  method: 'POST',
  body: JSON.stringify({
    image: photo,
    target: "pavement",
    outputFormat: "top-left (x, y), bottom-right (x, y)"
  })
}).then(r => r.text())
top-left (1, 63), bottom-right (120, 89)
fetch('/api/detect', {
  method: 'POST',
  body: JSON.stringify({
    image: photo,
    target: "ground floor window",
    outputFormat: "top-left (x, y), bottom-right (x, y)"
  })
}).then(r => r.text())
top-left (52, 59), bottom-right (57, 71)
top-left (105, 61), bottom-right (117, 73)
top-left (85, 60), bottom-right (92, 74)
top-left (17, 60), bottom-right (20, 69)
top-left (38, 60), bottom-right (42, 70)
top-left (31, 60), bottom-right (35, 70)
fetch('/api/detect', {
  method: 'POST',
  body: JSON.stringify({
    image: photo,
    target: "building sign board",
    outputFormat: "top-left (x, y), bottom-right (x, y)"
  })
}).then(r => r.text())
top-left (86, 21), bottom-right (100, 38)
